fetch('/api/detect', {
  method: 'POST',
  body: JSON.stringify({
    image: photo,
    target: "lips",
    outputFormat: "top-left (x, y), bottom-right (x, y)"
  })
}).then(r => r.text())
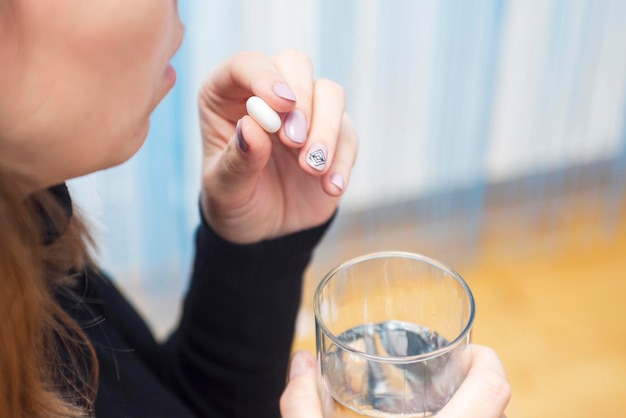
top-left (163, 63), bottom-right (176, 84)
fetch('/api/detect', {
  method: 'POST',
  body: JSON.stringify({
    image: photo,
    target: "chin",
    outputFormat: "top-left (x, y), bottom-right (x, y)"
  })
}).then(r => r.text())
top-left (104, 122), bottom-right (151, 170)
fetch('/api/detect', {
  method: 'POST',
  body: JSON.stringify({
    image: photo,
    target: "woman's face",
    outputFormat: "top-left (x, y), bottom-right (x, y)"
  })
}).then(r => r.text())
top-left (0, 0), bottom-right (184, 189)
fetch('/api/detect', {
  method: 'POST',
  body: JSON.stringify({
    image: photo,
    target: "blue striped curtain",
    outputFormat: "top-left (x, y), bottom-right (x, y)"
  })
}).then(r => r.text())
top-left (69, 0), bottom-right (626, 335)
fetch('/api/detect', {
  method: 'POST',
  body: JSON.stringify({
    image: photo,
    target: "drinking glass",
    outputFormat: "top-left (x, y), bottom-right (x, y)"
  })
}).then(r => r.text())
top-left (314, 252), bottom-right (475, 417)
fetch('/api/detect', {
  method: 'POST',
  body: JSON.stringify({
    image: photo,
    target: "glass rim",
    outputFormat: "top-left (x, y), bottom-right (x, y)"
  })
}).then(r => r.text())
top-left (314, 251), bottom-right (476, 364)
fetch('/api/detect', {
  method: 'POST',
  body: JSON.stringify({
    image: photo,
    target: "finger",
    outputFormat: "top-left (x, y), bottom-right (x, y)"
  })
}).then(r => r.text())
top-left (273, 49), bottom-right (314, 147)
top-left (280, 351), bottom-right (323, 418)
top-left (322, 113), bottom-right (358, 196)
top-left (300, 79), bottom-right (346, 175)
top-left (437, 345), bottom-right (511, 418)
top-left (206, 51), bottom-right (298, 114)
top-left (203, 115), bottom-right (272, 209)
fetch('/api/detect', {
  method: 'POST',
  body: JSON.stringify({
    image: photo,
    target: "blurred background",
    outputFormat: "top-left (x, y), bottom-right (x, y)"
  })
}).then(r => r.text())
top-left (69, 1), bottom-right (626, 416)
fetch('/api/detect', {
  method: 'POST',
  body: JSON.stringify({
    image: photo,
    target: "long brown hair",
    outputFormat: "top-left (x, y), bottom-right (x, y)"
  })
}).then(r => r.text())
top-left (0, 169), bottom-right (99, 418)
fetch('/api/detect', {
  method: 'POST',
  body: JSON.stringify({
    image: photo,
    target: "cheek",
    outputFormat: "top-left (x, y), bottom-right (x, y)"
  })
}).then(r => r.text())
top-left (2, 1), bottom-right (177, 182)
top-left (50, 36), bottom-right (168, 160)
top-left (71, 39), bottom-right (165, 110)
top-left (6, 53), bottom-right (156, 181)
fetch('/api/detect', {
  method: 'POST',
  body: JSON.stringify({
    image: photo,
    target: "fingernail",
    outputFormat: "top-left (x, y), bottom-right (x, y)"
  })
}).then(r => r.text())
top-left (331, 173), bottom-right (345, 191)
top-left (306, 143), bottom-right (328, 171)
top-left (236, 119), bottom-right (248, 153)
top-left (273, 83), bottom-right (296, 102)
top-left (284, 110), bottom-right (307, 144)
top-left (288, 352), bottom-right (310, 381)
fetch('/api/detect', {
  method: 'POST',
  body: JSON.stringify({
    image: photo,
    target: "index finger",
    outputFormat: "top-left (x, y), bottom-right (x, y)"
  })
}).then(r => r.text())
top-left (204, 51), bottom-right (298, 114)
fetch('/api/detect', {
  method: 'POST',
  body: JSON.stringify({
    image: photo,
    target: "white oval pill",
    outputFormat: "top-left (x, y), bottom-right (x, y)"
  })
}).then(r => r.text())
top-left (246, 96), bottom-right (282, 133)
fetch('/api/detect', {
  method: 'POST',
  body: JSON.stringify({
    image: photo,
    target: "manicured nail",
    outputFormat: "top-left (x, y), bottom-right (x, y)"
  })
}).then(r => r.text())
top-left (306, 143), bottom-right (328, 171)
top-left (331, 173), bottom-right (345, 191)
top-left (236, 119), bottom-right (248, 152)
top-left (284, 110), bottom-right (307, 144)
top-left (273, 83), bottom-right (296, 102)
top-left (288, 352), bottom-right (310, 381)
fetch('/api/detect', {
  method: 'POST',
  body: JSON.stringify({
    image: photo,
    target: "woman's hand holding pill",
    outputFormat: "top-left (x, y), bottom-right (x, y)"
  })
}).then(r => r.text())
top-left (198, 50), bottom-right (358, 244)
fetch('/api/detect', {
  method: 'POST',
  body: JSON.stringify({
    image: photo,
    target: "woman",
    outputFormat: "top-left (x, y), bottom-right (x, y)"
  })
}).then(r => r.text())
top-left (0, 1), bottom-right (509, 417)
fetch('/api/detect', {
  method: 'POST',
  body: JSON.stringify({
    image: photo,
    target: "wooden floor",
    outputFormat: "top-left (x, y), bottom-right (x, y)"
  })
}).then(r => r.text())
top-left (292, 186), bottom-right (626, 417)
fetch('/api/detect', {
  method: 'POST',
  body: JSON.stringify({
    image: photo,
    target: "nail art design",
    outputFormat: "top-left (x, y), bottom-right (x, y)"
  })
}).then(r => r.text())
top-left (307, 144), bottom-right (327, 171)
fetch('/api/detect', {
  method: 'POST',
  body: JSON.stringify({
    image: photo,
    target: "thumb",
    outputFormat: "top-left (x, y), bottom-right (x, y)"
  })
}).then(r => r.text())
top-left (437, 346), bottom-right (511, 418)
top-left (205, 115), bottom-right (273, 203)
top-left (280, 351), bottom-right (323, 418)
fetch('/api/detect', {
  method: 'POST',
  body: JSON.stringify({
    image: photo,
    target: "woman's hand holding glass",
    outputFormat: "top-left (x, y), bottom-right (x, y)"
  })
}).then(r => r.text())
top-left (280, 348), bottom-right (511, 418)
top-left (198, 50), bottom-right (358, 243)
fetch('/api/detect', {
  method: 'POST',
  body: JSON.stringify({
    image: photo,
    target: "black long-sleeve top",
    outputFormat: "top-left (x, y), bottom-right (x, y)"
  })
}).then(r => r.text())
top-left (52, 185), bottom-right (332, 417)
